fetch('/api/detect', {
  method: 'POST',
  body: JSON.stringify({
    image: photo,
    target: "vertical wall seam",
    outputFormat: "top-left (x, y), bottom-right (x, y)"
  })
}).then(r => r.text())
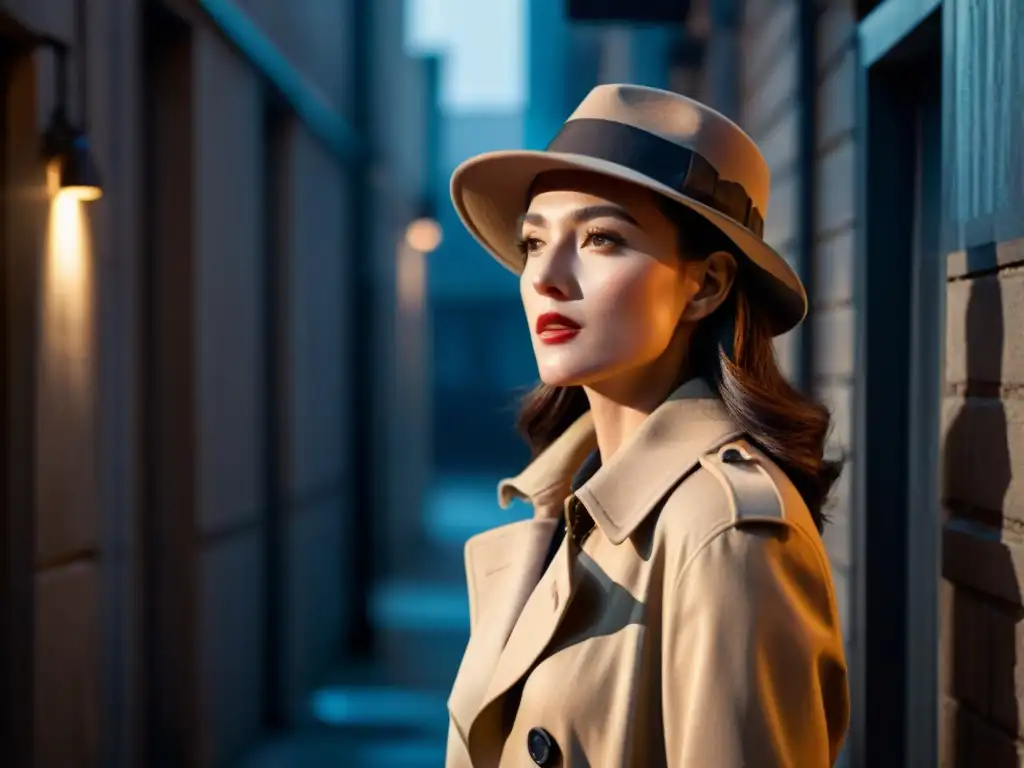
top-left (346, 0), bottom-right (374, 656)
top-left (797, 0), bottom-right (819, 394)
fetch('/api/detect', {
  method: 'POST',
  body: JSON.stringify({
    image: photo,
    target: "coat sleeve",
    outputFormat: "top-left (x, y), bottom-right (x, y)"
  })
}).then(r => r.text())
top-left (662, 522), bottom-right (848, 767)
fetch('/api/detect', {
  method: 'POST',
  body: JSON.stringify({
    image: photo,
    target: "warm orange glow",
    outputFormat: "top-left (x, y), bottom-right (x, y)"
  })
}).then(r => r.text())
top-left (60, 185), bottom-right (103, 202)
top-left (397, 241), bottom-right (426, 313)
top-left (37, 189), bottom-right (96, 527)
top-left (404, 217), bottom-right (443, 253)
top-left (42, 193), bottom-right (94, 398)
top-left (46, 160), bottom-right (62, 198)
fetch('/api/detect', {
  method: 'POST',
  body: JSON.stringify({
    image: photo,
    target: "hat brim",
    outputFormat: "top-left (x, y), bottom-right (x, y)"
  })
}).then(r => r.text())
top-left (450, 149), bottom-right (807, 336)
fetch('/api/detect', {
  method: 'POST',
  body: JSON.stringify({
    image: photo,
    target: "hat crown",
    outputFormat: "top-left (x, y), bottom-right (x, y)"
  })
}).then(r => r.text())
top-left (566, 84), bottom-right (771, 216)
top-left (448, 83), bottom-right (808, 334)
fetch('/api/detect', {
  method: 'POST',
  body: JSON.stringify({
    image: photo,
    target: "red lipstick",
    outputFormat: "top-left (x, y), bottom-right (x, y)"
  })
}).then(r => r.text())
top-left (535, 312), bottom-right (581, 345)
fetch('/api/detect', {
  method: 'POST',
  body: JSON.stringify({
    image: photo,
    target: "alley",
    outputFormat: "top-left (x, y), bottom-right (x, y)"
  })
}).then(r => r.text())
top-left (241, 477), bottom-right (523, 767)
top-left (2, 0), bottom-right (1022, 765)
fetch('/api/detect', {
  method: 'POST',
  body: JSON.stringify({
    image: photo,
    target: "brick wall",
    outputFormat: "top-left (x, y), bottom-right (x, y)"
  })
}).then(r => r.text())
top-left (735, 0), bottom-right (1024, 762)
top-left (941, 244), bottom-right (1024, 763)
top-left (940, 0), bottom-right (1024, 762)
top-left (739, 0), bottom-right (801, 374)
top-left (810, 0), bottom-right (857, 649)
top-left (738, 0), bottom-right (858, 647)
top-left (942, 246), bottom-right (1024, 763)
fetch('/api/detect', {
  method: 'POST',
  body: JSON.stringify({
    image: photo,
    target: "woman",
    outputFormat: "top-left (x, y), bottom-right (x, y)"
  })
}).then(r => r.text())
top-left (445, 84), bottom-right (849, 768)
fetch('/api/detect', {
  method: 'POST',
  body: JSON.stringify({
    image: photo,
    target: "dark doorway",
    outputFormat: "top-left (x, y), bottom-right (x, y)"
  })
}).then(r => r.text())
top-left (853, 3), bottom-right (942, 765)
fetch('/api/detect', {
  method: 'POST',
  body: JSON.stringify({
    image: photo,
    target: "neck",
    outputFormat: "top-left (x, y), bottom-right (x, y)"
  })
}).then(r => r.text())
top-left (583, 360), bottom-right (684, 462)
top-left (582, 321), bottom-right (696, 461)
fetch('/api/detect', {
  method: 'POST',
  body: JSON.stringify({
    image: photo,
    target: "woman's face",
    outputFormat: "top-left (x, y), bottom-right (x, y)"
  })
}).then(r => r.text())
top-left (519, 172), bottom-right (727, 395)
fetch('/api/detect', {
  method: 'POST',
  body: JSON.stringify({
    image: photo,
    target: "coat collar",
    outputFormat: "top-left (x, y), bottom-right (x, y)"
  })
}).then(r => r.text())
top-left (448, 517), bottom-right (561, 743)
top-left (498, 378), bottom-right (742, 542)
top-left (449, 378), bottom-right (742, 754)
top-left (497, 409), bottom-right (598, 515)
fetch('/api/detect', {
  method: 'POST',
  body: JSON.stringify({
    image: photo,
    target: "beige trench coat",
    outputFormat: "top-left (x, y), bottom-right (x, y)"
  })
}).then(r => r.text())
top-left (446, 379), bottom-right (850, 768)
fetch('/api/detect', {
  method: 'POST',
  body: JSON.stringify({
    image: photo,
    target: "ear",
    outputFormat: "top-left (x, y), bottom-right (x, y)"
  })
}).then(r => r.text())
top-left (680, 250), bottom-right (738, 322)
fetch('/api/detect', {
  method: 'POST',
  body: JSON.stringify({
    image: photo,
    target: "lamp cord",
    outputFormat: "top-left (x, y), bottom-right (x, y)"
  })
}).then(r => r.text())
top-left (75, 0), bottom-right (87, 130)
top-left (54, 45), bottom-right (69, 121)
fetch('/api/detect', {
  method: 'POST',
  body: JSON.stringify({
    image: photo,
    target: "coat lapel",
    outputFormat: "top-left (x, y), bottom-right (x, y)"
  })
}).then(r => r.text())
top-left (448, 380), bottom-right (744, 760)
top-left (481, 511), bottom-right (574, 701)
top-left (466, 511), bottom-right (577, 762)
top-left (447, 517), bottom-right (560, 741)
top-left (447, 413), bottom-right (597, 750)
top-left (577, 378), bottom-right (742, 544)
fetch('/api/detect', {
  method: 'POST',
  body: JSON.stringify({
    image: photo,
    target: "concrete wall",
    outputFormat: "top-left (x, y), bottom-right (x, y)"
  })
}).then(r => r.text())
top-left (738, 0), bottom-right (803, 380)
top-left (940, 0), bottom-right (1024, 762)
top-left (0, 0), bottom-right (142, 765)
top-left (142, 8), bottom-right (358, 762)
top-left (736, 0), bottom-right (1024, 762)
top-left (269, 107), bottom-right (352, 727)
top-left (737, 0), bottom-right (857, 653)
top-left (811, 0), bottom-right (858, 658)
top-left (0, 0), bottom-right (427, 765)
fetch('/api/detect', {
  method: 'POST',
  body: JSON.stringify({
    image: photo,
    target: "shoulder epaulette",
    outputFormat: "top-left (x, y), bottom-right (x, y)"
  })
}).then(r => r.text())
top-left (698, 441), bottom-right (785, 523)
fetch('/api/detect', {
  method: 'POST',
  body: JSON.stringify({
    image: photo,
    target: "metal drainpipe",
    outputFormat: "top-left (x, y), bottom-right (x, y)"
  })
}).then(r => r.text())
top-left (796, 0), bottom-right (818, 394)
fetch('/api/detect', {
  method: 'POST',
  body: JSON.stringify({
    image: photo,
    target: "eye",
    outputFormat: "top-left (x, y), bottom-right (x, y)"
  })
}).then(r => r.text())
top-left (582, 228), bottom-right (624, 251)
top-left (515, 235), bottom-right (543, 256)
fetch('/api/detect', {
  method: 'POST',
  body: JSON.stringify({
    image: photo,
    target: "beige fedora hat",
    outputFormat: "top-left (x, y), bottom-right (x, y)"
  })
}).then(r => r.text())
top-left (450, 83), bottom-right (807, 335)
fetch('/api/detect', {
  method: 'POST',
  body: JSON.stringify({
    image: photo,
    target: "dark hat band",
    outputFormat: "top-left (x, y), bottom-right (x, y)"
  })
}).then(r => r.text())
top-left (544, 118), bottom-right (764, 239)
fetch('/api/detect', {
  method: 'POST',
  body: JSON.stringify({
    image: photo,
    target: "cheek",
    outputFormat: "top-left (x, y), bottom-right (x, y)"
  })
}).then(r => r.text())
top-left (583, 260), bottom-right (684, 348)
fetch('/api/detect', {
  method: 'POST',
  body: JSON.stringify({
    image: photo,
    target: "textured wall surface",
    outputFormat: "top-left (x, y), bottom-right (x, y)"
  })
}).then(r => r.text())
top-left (0, 0), bottom-right (416, 764)
top-left (738, 0), bottom-right (858, 647)
top-left (941, 2), bottom-right (1024, 763)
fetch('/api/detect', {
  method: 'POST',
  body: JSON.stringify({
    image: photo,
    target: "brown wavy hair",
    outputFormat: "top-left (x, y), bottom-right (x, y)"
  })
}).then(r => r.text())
top-left (516, 199), bottom-right (841, 531)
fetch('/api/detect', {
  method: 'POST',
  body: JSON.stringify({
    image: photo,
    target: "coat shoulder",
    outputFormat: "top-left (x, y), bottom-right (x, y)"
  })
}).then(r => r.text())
top-left (654, 438), bottom-right (822, 562)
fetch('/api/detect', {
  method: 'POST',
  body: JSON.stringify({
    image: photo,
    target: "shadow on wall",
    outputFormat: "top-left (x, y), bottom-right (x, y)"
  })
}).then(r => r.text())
top-left (942, 271), bottom-right (1020, 765)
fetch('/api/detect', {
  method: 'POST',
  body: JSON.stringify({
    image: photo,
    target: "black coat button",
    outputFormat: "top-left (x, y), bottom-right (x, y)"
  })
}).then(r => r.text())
top-left (720, 447), bottom-right (744, 463)
top-left (527, 727), bottom-right (559, 765)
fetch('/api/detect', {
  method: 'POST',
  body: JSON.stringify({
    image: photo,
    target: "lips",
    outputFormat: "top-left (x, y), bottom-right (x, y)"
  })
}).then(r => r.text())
top-left (536, 312), bottom-right (582, 345)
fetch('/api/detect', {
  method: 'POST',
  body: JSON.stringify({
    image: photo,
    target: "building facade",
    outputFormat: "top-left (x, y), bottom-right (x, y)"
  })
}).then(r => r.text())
top-left (727, 0), bottom-right (1021, 765)
top-left (0, 0), bottom-right (436, 766)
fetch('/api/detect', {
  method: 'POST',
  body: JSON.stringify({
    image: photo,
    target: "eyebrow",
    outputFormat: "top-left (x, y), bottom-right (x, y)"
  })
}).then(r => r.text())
top-left (519, 204), bottom-right (641, 231)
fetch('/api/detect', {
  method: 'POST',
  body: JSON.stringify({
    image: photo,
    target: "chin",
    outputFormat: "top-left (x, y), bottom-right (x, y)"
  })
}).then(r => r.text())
top-left (536, 359), bottom-right (614, 388)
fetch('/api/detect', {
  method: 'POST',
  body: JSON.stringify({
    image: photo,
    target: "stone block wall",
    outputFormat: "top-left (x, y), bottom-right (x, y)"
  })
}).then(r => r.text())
top-left (810, 0), bottom-right (858, 654)
top-left (940, 0), bottom-right (1024, 762)
top-left (734, 0), bottom-right (1024, 763)
top-left (737, 0), bottom-right (858, 645)
top-left (942, 244), bottom-right (1024, 763)
top-left (738, 0), bottom-right (808, 383)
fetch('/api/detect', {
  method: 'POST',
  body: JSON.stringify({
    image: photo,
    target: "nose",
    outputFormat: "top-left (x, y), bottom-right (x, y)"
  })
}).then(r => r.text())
top-left (529, 242), bottom-right (574, 300)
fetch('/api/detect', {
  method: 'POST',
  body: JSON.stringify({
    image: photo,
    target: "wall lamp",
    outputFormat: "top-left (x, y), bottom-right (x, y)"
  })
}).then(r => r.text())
top-left (404, 200), bottom-right (443, 254)
top-left (404, 217), bottom-right (442, 254)
top-left (37, 27), bottom-right (103, 202)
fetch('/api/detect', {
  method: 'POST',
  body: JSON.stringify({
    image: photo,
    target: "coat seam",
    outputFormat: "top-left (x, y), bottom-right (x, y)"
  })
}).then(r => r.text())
top-left (673, 517), bottom-right (836, 621)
